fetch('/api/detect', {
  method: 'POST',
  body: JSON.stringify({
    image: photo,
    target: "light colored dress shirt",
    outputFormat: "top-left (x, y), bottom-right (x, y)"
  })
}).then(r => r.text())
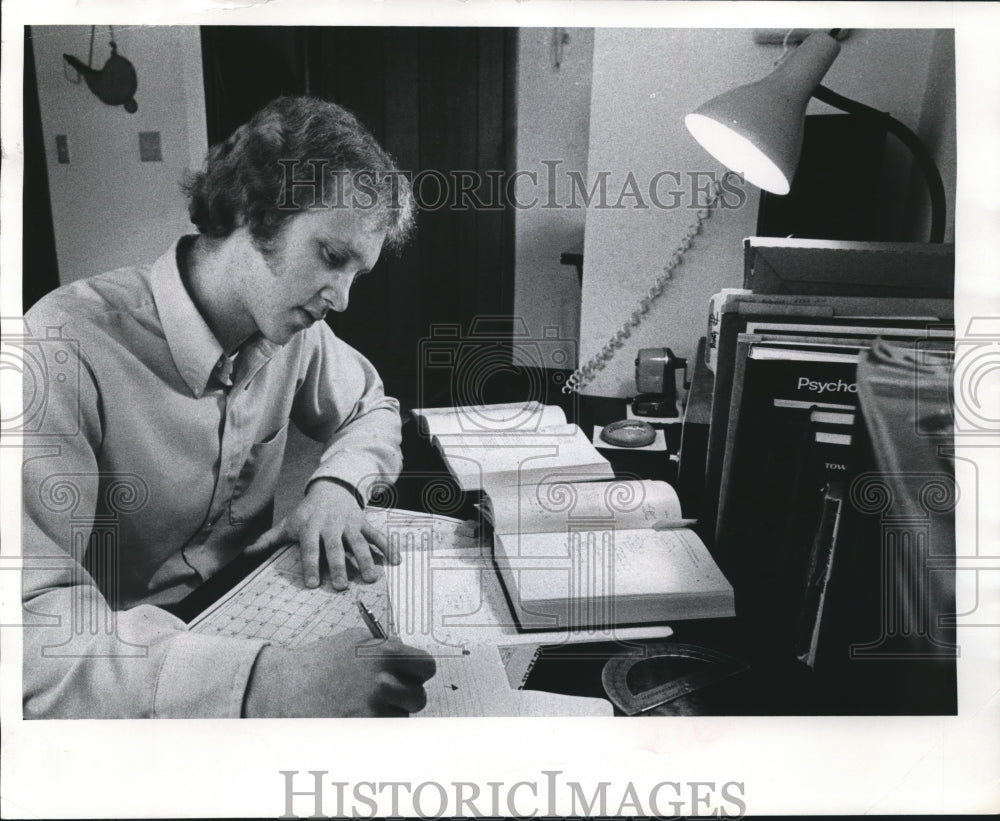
top-left (21, 237), bottom-right (403, 718)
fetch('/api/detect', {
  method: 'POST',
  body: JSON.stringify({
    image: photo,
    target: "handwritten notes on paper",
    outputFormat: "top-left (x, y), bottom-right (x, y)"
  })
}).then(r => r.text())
top-left (422, 645), bottom-right (610, 718)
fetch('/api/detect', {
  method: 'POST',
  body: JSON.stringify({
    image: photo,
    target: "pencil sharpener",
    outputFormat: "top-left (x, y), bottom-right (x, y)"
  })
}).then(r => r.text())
top-left (633, 347), bottom-right (688, 418)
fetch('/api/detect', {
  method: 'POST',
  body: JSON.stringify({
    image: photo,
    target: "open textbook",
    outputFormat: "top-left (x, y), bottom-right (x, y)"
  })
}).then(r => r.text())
top-left (485, 479), bottom-right (735, 629)
top-left (412, 402), bottom-right (613, 492)
top-left (369, 507), bottom-right (675, 659)
top-left (190, 507), bottom-right (617, 716)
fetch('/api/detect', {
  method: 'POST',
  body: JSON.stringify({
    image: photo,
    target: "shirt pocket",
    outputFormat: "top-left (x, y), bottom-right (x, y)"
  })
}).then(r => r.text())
top-left (230, 421), bottom-right (291, 525)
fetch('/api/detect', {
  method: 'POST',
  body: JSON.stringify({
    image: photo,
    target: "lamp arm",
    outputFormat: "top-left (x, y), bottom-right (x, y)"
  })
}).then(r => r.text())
top-left (811, 84), bottom-right (946, 243)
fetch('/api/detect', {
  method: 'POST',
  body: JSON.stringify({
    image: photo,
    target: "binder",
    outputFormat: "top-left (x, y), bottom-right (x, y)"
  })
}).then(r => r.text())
top-left (715, 336), bottom-right (863, 554)
top-left (714, 337), bottom-right (863, 663)
top-left (702, 292), bottom-right (954, 548)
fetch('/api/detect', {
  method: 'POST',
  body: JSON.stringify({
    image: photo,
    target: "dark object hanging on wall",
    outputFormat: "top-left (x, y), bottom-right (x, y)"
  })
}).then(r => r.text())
top-left (64, 31), bottom-right (138, 113)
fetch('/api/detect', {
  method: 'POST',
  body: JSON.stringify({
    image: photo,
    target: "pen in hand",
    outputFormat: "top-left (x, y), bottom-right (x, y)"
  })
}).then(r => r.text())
top-left (356, 598), bottom-right (387, 640)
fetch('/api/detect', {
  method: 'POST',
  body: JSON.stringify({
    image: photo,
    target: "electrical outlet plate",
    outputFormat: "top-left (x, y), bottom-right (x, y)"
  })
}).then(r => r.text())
top-left (753, 29), bottom-right (850, 46)
top-left (139, 131), bottom-right (163, 162)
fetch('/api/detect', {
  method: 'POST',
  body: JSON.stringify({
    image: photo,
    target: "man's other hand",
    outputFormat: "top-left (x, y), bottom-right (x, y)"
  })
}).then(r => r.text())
top-left (247, 479), bottom-right (400, 590)
top-left (242, 629), bottom-right (436, 717)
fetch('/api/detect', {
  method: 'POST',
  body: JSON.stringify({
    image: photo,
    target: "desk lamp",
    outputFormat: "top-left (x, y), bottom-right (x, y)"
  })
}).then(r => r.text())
top-left (684, 30), bottom-right (946, 242)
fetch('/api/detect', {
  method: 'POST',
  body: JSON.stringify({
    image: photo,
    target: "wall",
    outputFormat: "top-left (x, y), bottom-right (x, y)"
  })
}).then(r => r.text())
top-left (31, 26), bottom-right (207, 283)
top-left (512, 28), bottom-right (594, 366)
top-left (578, 28), bottom-right (943, 397)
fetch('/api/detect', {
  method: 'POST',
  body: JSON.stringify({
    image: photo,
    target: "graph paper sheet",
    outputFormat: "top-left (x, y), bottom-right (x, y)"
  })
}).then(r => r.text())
top-left (188, 542), bottom-right (390, 647)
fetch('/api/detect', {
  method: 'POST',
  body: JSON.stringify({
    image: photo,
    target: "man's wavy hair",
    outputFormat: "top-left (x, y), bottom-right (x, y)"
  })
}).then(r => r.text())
top-left (183, 97), bottom-right (415, 253)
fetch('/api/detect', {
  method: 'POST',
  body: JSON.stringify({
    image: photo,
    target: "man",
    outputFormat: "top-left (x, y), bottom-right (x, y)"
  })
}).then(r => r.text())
top-left (21, 97), bottom-right (435, 718)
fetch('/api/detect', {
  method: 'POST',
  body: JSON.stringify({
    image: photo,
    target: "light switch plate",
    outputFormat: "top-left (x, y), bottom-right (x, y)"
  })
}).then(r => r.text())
top-left (55, 134), bottom-right (70, 164)
top-left (139, 131), bottom-right (162, 162)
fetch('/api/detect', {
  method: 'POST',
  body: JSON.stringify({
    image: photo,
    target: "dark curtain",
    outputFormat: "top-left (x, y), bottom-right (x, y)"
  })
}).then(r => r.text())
top-left (23, 26), bottom-right (61, 309)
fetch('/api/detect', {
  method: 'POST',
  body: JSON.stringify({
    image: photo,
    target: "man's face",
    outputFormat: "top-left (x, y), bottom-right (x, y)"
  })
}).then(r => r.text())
top-left (242, 205), bottom-right (387, 345)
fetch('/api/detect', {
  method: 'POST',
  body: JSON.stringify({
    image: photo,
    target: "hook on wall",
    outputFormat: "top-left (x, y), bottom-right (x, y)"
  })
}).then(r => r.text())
top-left (551, 28), bottom-right (571, 71)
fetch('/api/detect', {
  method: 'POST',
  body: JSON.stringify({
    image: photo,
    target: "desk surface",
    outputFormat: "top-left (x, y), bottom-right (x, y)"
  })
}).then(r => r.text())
top-left (172, 396), bottom-right (955, 716)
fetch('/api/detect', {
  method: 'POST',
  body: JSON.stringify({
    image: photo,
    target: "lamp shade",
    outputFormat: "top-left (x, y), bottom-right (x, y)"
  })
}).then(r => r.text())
top-left (685, 33), bottom-right (841, 194)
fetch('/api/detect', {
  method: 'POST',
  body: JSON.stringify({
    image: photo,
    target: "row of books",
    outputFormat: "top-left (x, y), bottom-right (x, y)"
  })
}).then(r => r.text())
top-left (412, 402), bottom-right (735, 629)
top-left (680, 238), bottom-right (955, 668)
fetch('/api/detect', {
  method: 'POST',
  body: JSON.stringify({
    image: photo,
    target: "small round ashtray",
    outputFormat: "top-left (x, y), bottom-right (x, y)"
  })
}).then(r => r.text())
top-left (599, 419), bottom-right (657, 448)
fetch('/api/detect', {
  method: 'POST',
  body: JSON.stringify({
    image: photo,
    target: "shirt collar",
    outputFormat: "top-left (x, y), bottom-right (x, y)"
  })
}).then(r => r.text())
top-left (151, 238), bottom-right (282, 397)
top-left (150, 237), bottom-right (229, 398)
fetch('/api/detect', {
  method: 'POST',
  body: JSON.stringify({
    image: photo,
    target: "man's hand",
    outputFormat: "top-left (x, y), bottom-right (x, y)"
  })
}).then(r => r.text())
top-left (242, 629), bottom-right (436, 717)
top-left (247, 479), bottom-right (400, 590)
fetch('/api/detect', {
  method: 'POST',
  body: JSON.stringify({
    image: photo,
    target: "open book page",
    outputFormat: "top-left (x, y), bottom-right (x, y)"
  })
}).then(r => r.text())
top-left (495, 526), bottom-right (734, 626)
top-left (411, 401), bottom-right (566, 437)
top-left (506, 527), bottom-right (732, 598)
top-left (485, 479), bottom-right (683, 536)
top-left (188, 544), bottom-right (390, 646)
top-left (433, 424), bottom-right (613, 492)
top-left (376, 508), bottom-right (673, 651)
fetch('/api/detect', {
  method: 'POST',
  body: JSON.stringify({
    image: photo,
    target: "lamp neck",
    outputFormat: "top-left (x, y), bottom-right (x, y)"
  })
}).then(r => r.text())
top-left (811, 84), bottom-right (947, 243)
